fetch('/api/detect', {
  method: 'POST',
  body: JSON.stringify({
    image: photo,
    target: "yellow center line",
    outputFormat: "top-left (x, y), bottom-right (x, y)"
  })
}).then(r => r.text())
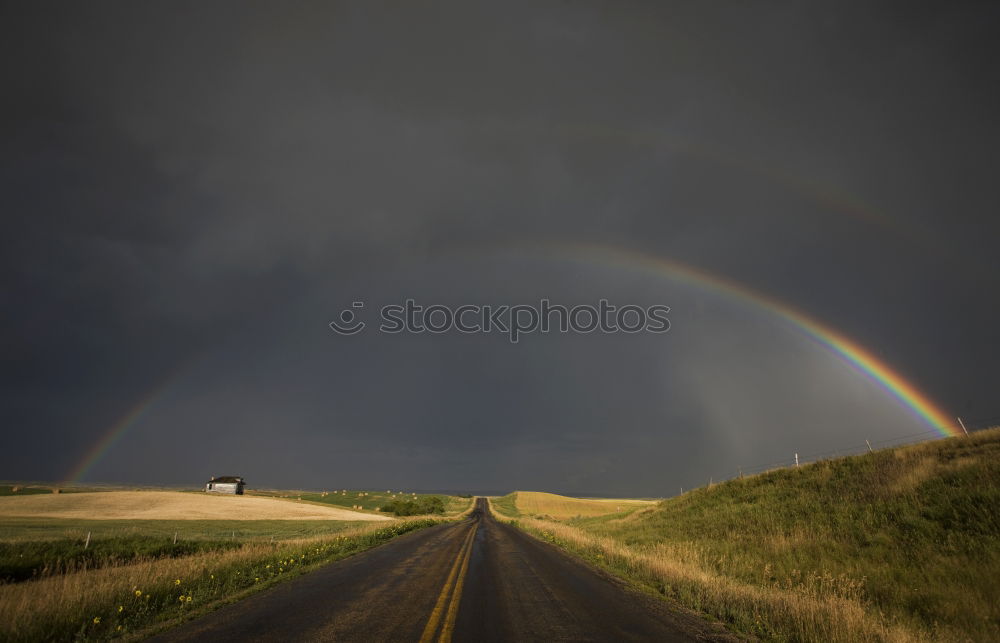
top-left (437, 520), bottom-right (478, 643)
top-left (419, 523), bottom-right (476, 643)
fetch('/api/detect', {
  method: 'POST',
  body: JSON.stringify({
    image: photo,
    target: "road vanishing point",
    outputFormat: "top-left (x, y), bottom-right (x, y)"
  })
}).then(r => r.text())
top-left (149, 498), bottom-right (727, 642)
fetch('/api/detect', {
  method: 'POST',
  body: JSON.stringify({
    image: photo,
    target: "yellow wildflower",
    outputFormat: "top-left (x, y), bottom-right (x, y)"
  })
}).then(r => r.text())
top-left (135, 590), bottom-right (142, 597)
top-left (93, 617), bottom-right (101, 624)
top-left (118, 605), bottom-right (123, 613)
top-left (174, 579), bottom-right (181, 585)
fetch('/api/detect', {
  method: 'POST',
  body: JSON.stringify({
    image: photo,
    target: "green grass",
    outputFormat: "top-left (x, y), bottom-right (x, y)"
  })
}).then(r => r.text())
top-left (1, 519), bottom-right (442, 642)
top-left (0, 490), bottom-right (468, 641)
top-left (0, 519), bottom-right (380, 583)
top-left (490, 492), bottom-right (520, 517)
top-left (515, 428), bottom-right (1000, 641)
top-left (1, 483), bottom-right (190, 495)
top-left (0, 537), bottom-right (242, 583)
top-left (0, 485), bottom-right (53, 496)
top-left (379, 495), bottom-right (446, 516)
top-left (257, 489), bottom-right (472, 515)
top-left (0, 518), bottom-right (372, 543)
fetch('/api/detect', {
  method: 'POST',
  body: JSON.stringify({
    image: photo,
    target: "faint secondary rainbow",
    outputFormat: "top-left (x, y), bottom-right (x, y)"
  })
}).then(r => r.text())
top-left (64, 244), bottom-right (961, 483)
top-left (531, 120), bottom-right (987, 275)
top-left (63, 379), bottom-right (177, 485)
top-left (548, 243), bottom-right (960, 437)
top-left (537, 120), bottom-right (899, 232)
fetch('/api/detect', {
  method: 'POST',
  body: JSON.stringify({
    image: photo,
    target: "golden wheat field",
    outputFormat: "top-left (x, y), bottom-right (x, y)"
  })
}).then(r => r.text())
top-left (0, 491), bottom-right (393, 521)
top-left (511, 491), bottom-right (655, 518)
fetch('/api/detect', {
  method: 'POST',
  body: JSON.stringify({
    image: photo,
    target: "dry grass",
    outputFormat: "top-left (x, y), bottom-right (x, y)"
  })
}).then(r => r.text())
top-left (499, 429), bottom-right (1000, 642)
top-left (517, 517), bottom-right (921, 642)
top-left (0, 542), bottom-right (273, 639)
top-left (0, 518), bottom-right (435, 641)
top-left (503, 491), bottom-right (655, 519)
top-left (0, 491), bottom-right (392, 521)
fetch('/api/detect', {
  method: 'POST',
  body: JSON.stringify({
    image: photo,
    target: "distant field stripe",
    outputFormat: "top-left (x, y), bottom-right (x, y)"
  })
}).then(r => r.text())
top-left (419, 524), bottom-right (476, 643)
top-left (438, 521), bottom-right (478, 643)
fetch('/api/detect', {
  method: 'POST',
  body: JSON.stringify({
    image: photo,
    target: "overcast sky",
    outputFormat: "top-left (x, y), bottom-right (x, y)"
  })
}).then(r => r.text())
top-left (3, 2), bottom-right (998, 495)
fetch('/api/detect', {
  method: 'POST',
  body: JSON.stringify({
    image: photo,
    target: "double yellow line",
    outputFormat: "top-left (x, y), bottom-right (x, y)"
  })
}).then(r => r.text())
top-left (419, 521), bottom-right (478, 643)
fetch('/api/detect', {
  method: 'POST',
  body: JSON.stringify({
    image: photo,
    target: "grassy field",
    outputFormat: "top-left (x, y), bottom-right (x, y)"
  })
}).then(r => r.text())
top-left (0, 485), bottom-right (54, 496)
top-left (0, 488), bottom-right (465, 641)
top-left (0, 536), bottom-right (243, 583)
top-left (0, 518), bottom-right (439, 642)
top-left (500, 428), bottom-right (1000, 642)
top-left (490, 493), bottom-right (521, 517)
top-left (0, 491), bottom-right (392, 521)
top-left (492, 491), bottom-right (655, 519)
top-left (0, 518), bottom-right (374, 543)
top-left (253, 489), bottom-right (473, 516)
top-left (1, 483), bottom-right (189, 495)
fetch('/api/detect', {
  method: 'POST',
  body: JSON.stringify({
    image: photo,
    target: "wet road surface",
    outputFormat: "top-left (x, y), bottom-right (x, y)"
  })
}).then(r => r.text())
top-left (149, 498), bottom-right (712, 642)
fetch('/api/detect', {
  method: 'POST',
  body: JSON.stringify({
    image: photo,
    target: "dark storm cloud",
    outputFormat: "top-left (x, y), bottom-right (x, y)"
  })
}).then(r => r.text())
top-left (2, 1), bottom-right (998, 493)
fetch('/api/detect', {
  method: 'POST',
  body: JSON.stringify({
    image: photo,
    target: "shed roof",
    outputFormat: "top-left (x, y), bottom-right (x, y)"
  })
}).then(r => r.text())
top-left (207, 476), bottom-right (244, 484)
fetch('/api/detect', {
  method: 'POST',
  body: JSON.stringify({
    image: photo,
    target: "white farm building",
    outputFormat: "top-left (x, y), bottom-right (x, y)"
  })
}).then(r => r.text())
top-left (205, 476), bottom-right (246, 494)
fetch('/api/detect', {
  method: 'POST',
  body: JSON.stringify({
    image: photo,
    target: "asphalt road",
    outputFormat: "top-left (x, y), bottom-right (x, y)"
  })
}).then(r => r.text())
top-left (149, 499), bottom-right (720, 642)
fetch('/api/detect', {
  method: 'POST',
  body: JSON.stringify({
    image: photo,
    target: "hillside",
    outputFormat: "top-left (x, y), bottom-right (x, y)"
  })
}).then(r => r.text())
top-left (0, 491), bottom-right (392, 521)
top-left (507, 428), bottom-right (1000, 641)
top-left (492, 491), bottom-right (655, 519)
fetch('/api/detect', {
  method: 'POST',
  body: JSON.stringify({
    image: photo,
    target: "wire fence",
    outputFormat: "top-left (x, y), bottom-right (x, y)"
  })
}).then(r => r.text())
top-left (677, 414), bottom-right (999, 496)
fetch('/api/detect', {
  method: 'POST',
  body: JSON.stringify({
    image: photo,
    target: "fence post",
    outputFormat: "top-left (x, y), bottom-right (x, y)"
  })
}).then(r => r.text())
top-left (173, 532), bottom-right (177, 545)
top-left (84, 531), bottom-right (91, 550)
top-left (957, 417), bottom-right (969, 436)
top-left (794, 453), bottom-right (799, 467)
top-left (866, 440), bottom-right (873, 453)
top-left (738, 467), bottom-right (743, 479)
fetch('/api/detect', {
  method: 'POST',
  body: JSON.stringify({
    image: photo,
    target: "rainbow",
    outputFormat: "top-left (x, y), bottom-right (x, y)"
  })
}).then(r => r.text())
top-left (524, 120), bottom-right (900, 233)
top-left (521, 120), bottom-right (981, 273)
top-left (63, 380), bottom-right (177, 485)
top-left (64, 244), bottom-right (960, 483)
top-left (545, 243), bottom-right (960, 437)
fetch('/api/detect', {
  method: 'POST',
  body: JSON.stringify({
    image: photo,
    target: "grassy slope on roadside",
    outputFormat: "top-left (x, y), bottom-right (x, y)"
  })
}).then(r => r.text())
top-left (491, 493), bottom-right (521, 517)
top-left (252, 489), bottom-right (472, 516)
top-left (442, 495), bottom-right (475, 515)
top-left (0, 537), bottom-right (243, 583)
top-left (0, 520), bottom-right (378, 583)
top-left (505, 428), bottom-right (1000, 642)
top-left (0, 518), bottom-right (441, 642)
